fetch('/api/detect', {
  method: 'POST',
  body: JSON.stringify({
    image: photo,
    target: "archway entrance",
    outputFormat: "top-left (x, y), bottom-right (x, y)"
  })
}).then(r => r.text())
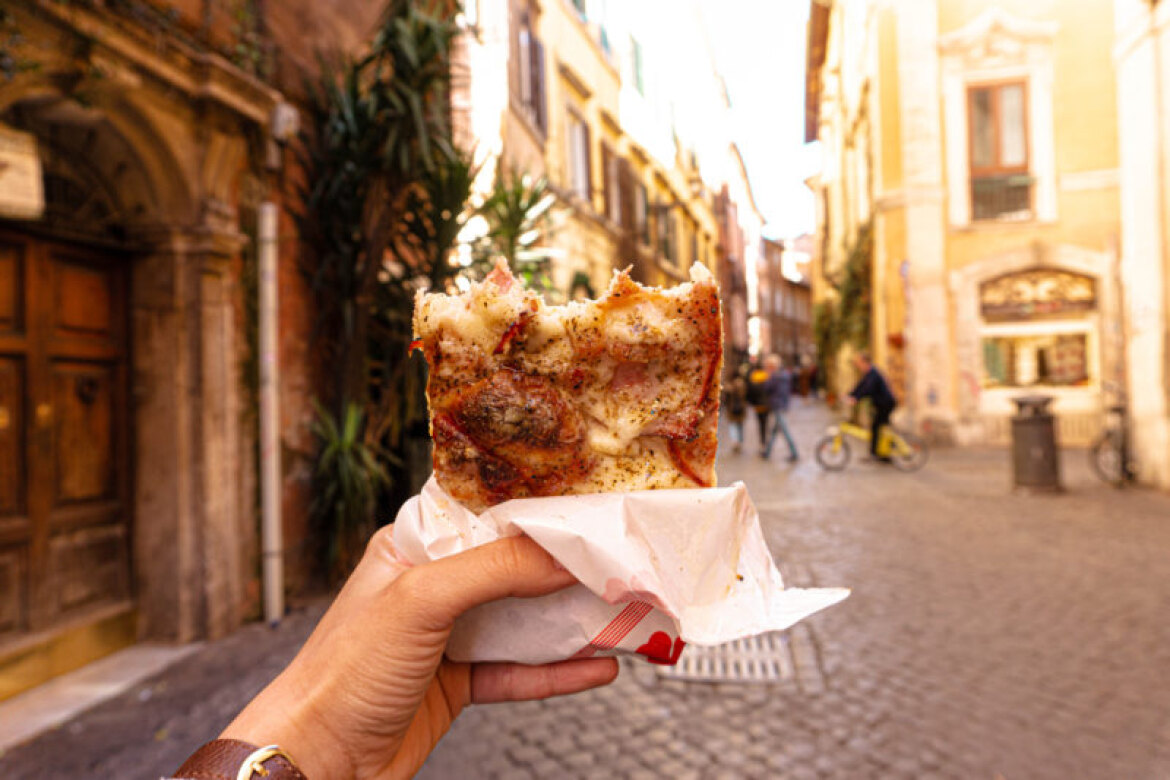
top-left (0, 100), bottom-right (148, 697)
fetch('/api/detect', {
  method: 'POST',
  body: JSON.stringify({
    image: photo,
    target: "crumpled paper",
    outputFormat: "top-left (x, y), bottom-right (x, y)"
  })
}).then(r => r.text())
top-left (394, 477), bottom-right (849, 665)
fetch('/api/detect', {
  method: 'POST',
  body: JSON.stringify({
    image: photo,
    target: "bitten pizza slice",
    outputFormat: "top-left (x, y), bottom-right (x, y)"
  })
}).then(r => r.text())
top-left (413, 260), bottom-right (723, 513)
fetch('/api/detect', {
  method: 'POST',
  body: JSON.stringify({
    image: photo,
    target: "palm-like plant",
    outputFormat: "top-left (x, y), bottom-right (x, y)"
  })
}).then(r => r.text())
top-left (309, 403), bottom-right (393, 577)
top-left (297, 0), bottom-right (474, 576)
top-left (473, 166), bottom-right (561, 296)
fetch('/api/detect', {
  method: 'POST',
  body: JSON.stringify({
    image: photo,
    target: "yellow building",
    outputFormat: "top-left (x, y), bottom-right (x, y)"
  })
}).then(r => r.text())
top-left (1113, 0), bottom-right (1170, 489)
top-left (465, 0), bottom-right (723, 300)
top-left (807, 1), bottom-right (1122, 447)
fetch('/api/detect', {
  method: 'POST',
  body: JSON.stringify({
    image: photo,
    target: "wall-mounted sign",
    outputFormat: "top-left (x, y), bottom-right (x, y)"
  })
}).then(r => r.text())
top-left (979, 269), bottom-right (1096, 321)
top-left (0, 125), bottom-right (45, 220)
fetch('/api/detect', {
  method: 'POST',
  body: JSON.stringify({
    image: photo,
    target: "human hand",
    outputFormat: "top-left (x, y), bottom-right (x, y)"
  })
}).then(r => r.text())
top-left (222, 530), bottom-right (619, 779)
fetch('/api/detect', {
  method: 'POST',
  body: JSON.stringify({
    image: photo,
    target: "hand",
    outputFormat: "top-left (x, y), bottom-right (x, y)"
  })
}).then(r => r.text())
top-left (222, 530), bottom-right (619, 779)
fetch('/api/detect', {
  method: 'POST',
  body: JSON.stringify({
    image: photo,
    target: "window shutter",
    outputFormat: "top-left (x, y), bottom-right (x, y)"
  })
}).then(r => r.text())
top-left (618, 158), bottom-right (635, 230)
top-left (583, 122), bottom-right (593, 203)
top-left (601, 144), bottom-right (613, 221)
top-left (609, 152), bottom-right (622, 224)
top-left (531, 36), bottom-right (546, 134)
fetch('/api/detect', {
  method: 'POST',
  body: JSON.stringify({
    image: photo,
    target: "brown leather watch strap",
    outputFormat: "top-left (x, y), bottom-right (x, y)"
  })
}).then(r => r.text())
top-left (172, 738), bottom-right (308, 780)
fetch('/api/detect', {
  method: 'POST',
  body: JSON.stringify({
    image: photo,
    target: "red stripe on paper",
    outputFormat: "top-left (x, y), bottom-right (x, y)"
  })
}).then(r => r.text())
top-left (571, 601), bottom-right (654, 659)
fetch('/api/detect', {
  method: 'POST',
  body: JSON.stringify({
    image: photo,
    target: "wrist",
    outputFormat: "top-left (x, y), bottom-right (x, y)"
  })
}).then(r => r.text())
top-left (222, 669), bottom-right (354, 780)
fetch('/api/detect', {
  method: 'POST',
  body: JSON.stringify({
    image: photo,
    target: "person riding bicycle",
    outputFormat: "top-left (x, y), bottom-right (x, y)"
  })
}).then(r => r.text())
top-left (846, 351), bottom-right (897, 463)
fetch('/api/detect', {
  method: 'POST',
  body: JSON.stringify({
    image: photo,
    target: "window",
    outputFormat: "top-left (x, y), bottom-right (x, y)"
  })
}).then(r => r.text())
top-left (657, 206), bottom-right (677, 264)
top-left (516, 13), bottom-right (547, 134)
top-left (982, 333), bottom-right (1089, 388)
top-left (634, 181), bottom-right (649, 245)
top-left (601, 143), bottom-right (621, 225)
top-left (968, 82), bottom-right (1031, 220)
top-left (566, 112), bottom-right (591, 202)
top-left (630, 36), bottom-right (644, 96)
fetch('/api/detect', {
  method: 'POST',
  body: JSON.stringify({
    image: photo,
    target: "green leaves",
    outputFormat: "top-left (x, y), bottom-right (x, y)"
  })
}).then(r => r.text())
top-left (310, 401), bottom-right (394, 579)
top-left (469, 167), bottom-right (560, 298)
top-left (297, 0), bottom-right (470, 577)
top-left (815, 220), bottom-right (873, 399)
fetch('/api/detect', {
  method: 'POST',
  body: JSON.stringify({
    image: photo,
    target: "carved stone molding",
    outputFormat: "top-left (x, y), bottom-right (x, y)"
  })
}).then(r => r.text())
top-left (938, 7), bottom-right (1059, 68)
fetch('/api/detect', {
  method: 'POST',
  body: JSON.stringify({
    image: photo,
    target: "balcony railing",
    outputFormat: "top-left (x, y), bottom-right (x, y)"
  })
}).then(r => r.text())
top-left (971, 174), bottom-right (1034, 222)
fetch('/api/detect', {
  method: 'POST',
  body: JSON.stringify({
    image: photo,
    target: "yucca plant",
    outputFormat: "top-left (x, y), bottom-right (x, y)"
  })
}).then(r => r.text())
top-left (473, 167), bottom-right (560, 295)
top-left (310, 402), bottom-right (395, 579)
top-left (297, 0), bottom-right (473, 574)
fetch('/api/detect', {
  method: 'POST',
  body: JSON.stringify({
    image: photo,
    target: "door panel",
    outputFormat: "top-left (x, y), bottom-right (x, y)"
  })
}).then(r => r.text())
top-left (48, 525), bottom-right (129, 616)
top-left (0, 358), bottom-right (23, 517)
top-left (54, 262), bottom-right (112, 338)
top-left (0, 242), bottom-right (23, 334)
top-left (53, 361), bottom-right (115, 503)
top-left (0, 545), bottom-right (26, 639)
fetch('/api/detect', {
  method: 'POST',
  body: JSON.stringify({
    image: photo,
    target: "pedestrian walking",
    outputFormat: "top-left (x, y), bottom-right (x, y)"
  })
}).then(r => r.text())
top-left (721, 367), bottom-right (748, 454)
top-left (746, 358), bottom-right (772, 456)
top-left (846, 350), bottom-right (897, 462)
top-left (762, 354), bottom-right (799, 462)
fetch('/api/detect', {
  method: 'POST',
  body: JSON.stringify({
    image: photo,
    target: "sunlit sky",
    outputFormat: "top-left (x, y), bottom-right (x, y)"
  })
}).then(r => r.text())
top-left (700, 0), bottom-right (818, 240)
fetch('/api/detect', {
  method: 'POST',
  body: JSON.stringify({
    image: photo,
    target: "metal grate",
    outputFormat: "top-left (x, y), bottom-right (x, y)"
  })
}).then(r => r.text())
top-left (655, 631), bottom-right (794, 683)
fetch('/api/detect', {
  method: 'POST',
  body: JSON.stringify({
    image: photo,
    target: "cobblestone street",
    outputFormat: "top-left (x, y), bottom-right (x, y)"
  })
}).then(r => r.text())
top-left (3, 400), bottom-right (1169, 779)
top-left (417, 400), bottom-right (1170, 780)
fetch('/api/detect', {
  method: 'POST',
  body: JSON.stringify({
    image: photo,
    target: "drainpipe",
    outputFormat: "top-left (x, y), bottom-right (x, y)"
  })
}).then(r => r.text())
top-left (258, 201), bottom-right (283, 626)
top-left (1153, 4), bottom-right (1170, 405)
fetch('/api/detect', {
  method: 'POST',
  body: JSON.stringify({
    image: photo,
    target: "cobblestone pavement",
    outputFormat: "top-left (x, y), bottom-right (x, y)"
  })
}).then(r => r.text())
top-left (3, 400), bottom-right (1170, 779)
top-left (417, 400), bottom-right (1170, 780)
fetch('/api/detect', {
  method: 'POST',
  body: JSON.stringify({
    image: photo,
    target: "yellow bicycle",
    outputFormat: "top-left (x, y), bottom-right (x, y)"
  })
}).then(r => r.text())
top-left (814, 417), bottom-right (928, 472)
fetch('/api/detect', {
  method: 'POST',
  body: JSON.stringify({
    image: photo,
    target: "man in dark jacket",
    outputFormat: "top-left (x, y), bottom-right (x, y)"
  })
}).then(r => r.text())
top-left (847, 351), bottom-right (897, 461)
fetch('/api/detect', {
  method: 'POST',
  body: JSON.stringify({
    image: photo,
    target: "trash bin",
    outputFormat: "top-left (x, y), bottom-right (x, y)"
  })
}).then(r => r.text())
top-left (1010, 395), bottom-right (1061, 492)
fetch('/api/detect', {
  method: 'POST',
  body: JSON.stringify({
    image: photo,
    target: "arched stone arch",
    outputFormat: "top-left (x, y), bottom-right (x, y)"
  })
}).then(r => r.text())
top-left (0, 86), bottom-right (198, 233)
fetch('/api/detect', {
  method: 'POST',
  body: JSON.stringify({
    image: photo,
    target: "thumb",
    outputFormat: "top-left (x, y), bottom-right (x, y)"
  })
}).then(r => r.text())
top-left (393, 535), bottom-right (576, 631)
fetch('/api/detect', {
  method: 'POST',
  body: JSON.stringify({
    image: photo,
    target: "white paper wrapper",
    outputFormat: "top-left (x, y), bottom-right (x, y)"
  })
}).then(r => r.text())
top-left (394, 477), bottom-right (849, 665)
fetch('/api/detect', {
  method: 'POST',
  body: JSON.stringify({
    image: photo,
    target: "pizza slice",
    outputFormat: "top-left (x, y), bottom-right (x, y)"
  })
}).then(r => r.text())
top-left (413, 261), bottom-right (723, 513)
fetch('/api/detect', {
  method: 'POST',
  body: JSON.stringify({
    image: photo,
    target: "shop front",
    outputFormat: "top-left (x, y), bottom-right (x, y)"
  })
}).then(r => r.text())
top-left (950, 244), bottom-right (1119, 446)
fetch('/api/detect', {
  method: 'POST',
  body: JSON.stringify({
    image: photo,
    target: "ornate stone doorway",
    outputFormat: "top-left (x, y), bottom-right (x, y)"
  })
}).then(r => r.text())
top-left (0, 81), bottom-right (262, 699)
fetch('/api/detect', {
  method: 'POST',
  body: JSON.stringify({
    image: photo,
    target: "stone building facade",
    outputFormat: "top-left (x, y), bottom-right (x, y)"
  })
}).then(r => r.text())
top-left (759, 237), bottom-right (813, 370)
top-left (460, 0), bottom-right (730, 302)
top-left (0, 0), bottom-right (381, 700)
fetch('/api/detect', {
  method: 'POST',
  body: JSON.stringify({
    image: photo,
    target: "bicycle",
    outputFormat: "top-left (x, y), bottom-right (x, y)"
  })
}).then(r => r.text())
top-left (1090, 383), bottom-right (1137, 486)
top-left (814, 414), bottom-right (928, 472)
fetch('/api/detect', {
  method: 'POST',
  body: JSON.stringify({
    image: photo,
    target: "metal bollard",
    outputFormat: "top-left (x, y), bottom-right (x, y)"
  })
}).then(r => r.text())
top-left (1010, 395), bottom-right (1062, 492)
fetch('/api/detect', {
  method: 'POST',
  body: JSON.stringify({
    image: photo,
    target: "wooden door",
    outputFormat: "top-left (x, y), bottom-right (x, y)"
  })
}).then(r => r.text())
top-left (0, 232), bottom-right (132, 648)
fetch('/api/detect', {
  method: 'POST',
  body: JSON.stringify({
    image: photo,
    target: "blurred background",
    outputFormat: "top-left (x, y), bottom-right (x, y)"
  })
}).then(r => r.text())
top-left (0, 0), bottom-right (1168, 778)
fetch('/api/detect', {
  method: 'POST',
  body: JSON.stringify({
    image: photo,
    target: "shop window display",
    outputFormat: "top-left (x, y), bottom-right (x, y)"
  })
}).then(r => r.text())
top-left (982, 333), bottom-right (1089, 388)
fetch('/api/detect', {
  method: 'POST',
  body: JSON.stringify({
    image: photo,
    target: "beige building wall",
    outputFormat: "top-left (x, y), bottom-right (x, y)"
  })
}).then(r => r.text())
top-left (536, 0), bottom-right (621, 298)
top-left (1113, 0), bottom-right (1170, 488)
top-left (811, 0), bottom-right (1123, 448)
